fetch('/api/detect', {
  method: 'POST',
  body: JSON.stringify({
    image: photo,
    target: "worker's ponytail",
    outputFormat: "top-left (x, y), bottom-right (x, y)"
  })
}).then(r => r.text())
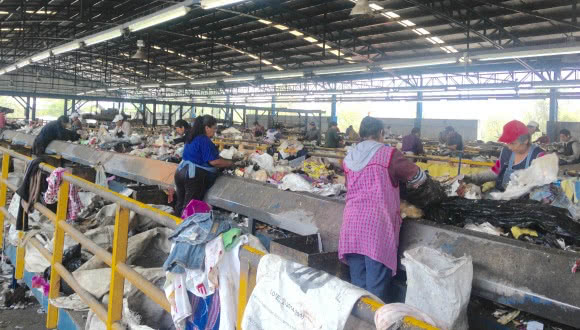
top-left (186, 115), bottom-right (217, 143)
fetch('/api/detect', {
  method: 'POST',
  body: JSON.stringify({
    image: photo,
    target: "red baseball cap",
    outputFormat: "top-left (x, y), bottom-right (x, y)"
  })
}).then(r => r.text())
top-left (498, 120), bottom-right (529, 144)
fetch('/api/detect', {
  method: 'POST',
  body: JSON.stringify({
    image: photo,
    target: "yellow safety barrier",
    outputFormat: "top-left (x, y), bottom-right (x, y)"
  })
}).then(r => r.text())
top-left (236, 245), bottom-right (439, 330)
top-left (416, 162), bottom-right (490, 177)
top-left (0, 146), bottom-right (182, 330)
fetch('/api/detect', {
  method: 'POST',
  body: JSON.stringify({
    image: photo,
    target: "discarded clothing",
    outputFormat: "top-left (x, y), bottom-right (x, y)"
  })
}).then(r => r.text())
top-left (163, 213), bottom-right (230, 273)
top-left (185, 291), bottom-right (220, 330)
top-left (164, 273), bottom-right (192, 330)
top-left (43, 167), bottom-right (84, 221)
top-left (222, 228), bottom-right (242, 251)
top-left (15, 157), bottom-right (45, 231)
top-left (205, 235), bottom-right (224, 290)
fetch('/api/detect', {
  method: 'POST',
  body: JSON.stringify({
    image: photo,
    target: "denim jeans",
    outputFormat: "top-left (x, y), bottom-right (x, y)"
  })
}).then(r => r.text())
top-left (345, 253), bottom-right (392, 303)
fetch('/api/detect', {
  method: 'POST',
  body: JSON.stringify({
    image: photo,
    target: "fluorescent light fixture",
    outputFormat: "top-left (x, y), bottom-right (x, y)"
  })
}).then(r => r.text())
top-left (412, 29), bottom-right (422, 36)
top-left (440, 46), bottom-right (451, 54)
top-left (425, 37), bottom-right (437, 44)
top-left (96, 89), bottom-right (106, 92)
top-left (531, 80), bottom-right (580, 88)
top-left (15, 59), bottom-right (31, 68)
top-left (262, 59), bottom-right (272, 65)
top-left (369, 3), bottom-right (384, 10)
top-left (128, 5), bottom-right (190, 32)
top-left (304, 36), bottom-right (318, 43)
top-left (0, 69), bottom-right (5, 75)
top-left (317, 43), bottom-right (331, 49)
top-left (86, 90), bottom-right (96, 94)
top-left (401, 20), bottom-right (415, 26)
top-left (221, 71), bottom-right (232, 76)
top-left (152, 45), bottom-right (161, 49)
top-left (416, 28), bottom-right (430, 35)
top-left (31, 51), bottom-right (51, 62)
top-left (52, 42), bottom-right (81, 55)
top-left (190, 79), bottom-right (217, 85)
top-left (83, 28), bottom-right (122, 46)
top-left (329, 49), bottom-right (345, 56)
top-left (313, 65), bottom-right (368, 75)
top-left (167, 49), bottom-right (175, 54)
top-left (262, 71), bottom-right (304, 79)
top-left (0, 11), bottom-right (9, 15)
top-left (431, 37), bottom-right (445, 44)
top-left (258, 19), bottom-right (272, 25)
top-left (444, 46), bottom-right (458, 53)
top-left (223, 76), bottom-right (254, 82)
top-left (274, 24), bottom-right (289, 31)
top-left (165, 81), bottom-right (187, 86)
top-left (107, 87), bottom-right (120, 91)
top-left (121, 86), bottom-right (137, 90)
top-left (381, 57), bottom-right (456, 70)
top-left (384, 11), bottom-right (400, 18)
top-left (248, 54), bottom-right (259, 60)
top-left (289, 30), bottom-right (304, 37)
top-left (272, 65), bottom-right (283, 71)
top-left (475, 43), bottom-right (580, 61)
top-left (201, 0), bottom-right (246, 9)
top-left (141, 83), bottom-right (160, 88)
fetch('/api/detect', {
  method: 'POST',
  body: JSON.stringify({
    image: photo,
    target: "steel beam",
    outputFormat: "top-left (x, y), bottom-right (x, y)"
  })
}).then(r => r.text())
top-left (415, 92), bottom-right (423, 130)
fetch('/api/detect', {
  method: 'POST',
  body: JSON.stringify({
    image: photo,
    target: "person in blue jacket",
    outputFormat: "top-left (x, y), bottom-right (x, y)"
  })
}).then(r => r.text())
top-left (173, 115), bottom-right (233, 216)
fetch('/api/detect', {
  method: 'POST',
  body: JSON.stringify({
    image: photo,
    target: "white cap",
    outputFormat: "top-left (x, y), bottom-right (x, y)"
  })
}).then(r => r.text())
top-left (112, 114), bottom-right (124, 123)
top-left (70, 112), bottom-right (80, 120)
top-left (527, 121), bottom-right (540, 132)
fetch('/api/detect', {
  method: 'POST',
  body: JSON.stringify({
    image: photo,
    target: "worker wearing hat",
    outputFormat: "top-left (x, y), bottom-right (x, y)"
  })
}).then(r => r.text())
top-left (464, 120), bottom-right (544, 190)
top-left (111, 114), bottom-right (132, 138)
top-left (304, 121), bottom-right (320, 142)
top-left (70, 112), bottom-right (83, 131)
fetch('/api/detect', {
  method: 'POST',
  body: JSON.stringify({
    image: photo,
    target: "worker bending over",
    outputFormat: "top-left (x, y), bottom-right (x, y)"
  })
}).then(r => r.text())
top-left (444, 126), bottom-right (463, 151)
top-left (402, 127), bottom-right (424, 155)
top-left (465, 120), bottom-right (544, 190)
top-left (339, 116), bottom-right (430, 302)
top-left (111, 114), bottom-right (132, 138)
top-left (32, 116), bottom-right (80, 155)
top-left (304, 122), bottom-right (320, 142)
top-left (70, 112), bottom-right (83, 131)
top-left (172, 119), bottom-right (191, 145)
top-left (559, 129), bottom-right (580, 165)
top-left (325, 121), bottom-right (342, 148)
top-left (173, 115), bottom-right (233, 217)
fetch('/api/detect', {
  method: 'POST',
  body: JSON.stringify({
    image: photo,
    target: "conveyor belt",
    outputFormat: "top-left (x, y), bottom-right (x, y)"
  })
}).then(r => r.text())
top-left (2, 130), bottom-right (579, 327)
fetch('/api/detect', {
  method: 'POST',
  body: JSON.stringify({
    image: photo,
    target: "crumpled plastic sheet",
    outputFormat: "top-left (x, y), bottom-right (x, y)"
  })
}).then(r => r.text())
top-left (278, 173), bottom-right (313, 193)
top-left (425, 197), bottom-right (580, 246)
top-left (220, 146), bottom-right (243, 160)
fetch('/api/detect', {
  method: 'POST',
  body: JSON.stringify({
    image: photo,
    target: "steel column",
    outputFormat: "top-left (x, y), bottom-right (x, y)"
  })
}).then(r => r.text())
top-left (152, 103), bottom-right (157, 127)
top-left (548, 88), bottom-right (559, 142)
top-left (331, 94), bottom-right (337, 123)
top-left (31, 96), bottom-right (37, 121)
top-left (24, 96), bottom-right (30, 121)
top-left (71, 100), bottom-right (76, 116)
top-left (168, 105), bottom-right (173, 126)
top-left (64, 99), bottom-right (68, 116)
top-left (415, 92), bottom-right (423, 129)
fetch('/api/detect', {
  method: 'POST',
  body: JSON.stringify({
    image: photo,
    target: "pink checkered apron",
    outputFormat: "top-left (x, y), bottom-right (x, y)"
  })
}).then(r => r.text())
top-left (338, 146), bottom-right (401, 274)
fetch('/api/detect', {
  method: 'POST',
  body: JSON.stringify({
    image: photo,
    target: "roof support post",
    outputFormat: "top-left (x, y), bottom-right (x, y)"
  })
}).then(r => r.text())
top-left (269, 96), bottom-right (276, 128)
top-left (548, 69), bottom-right (561, 142)
top-left (31, 96), bottom-right (36, 121)
top-left (415, 92), bottom-right (423, 129)
top-left (64, 99), bottom-right (68, 116)
top-left (152, 102), bottom-right (157, 128)
top-left (24, 96), bottom-right (30, 121)
top-left (331, 94), bottom-right (337, 124)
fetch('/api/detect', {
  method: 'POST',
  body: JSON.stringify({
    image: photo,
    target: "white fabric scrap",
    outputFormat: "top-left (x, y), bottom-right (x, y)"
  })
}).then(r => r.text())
top-left (241, 254), bottom-right (368, 330)
top-left (374, 303), bottom-right (441, 330)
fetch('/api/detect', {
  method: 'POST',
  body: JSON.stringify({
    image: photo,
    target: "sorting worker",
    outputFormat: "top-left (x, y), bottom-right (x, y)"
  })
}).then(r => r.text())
top-left (174, 115), bottom-right (233, 217)
top-left (339, 116), bottom-right (429, 302)
top-left (445, 126), bottom-right (464, 151)
top-left (345, 125), bottom-right (359, 140)
top-left (464, 120), bottom-right (544, 190)
top-left (70, 112), bottom-right (83, 131)
top-left (401, 127), bottom-right (424, 155)
top-left (32, 116), bottom-right (80, 155)
top-left (252, 121), bottom-right (265, 137)
top-left (325, 121), bottom-right (342, 148)
top-left (111, 114), bottom-right (132, 138)
top-left (304, 122), bottom-right (320, 141)
top-left (558, 129), bottom-right (580, 165)
top-left (527, 121), bottom-right (550, 144)
top-left (171, 119), bottom-right (191, 145)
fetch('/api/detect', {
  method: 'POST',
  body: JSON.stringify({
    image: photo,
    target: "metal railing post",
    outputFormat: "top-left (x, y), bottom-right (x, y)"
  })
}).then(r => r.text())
top-left (15, 230), bottom-right (25, 279)
top-left (107, 204), bottom-right (130, 329)
top-left (0, 153), bottom-right (10, 248)
top-left (46, 180), bottom-right (70, 328)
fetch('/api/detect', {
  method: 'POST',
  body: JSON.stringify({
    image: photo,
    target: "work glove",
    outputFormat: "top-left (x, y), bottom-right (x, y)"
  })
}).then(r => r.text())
top-left (463, 170), bottom-right (497, 185)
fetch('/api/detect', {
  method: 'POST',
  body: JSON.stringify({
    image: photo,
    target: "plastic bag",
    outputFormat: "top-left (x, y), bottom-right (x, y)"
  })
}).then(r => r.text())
top-left (251, 153), bottom-right (275, 173)
top-left (402, 247), bottom-right (473, 330)
top-left (278, 173), bottom-right (313, 193)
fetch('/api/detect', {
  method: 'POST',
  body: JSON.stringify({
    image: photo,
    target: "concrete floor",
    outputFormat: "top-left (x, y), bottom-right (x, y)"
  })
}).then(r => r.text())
top-left (0, 302), bottom-right (47, 330)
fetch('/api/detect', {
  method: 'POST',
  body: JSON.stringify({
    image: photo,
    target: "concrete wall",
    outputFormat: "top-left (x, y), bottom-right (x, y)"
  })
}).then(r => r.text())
top-left (246, 115), bottom-right (331, 131)
top-left (549, 121), bottom-right (580, 141)
top-left (378, 118), bottom-right (479, 141)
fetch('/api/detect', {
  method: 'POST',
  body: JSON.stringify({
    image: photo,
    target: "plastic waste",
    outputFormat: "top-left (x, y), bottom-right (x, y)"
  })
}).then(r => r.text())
top-left (278, 173), bottom-right (313, 193)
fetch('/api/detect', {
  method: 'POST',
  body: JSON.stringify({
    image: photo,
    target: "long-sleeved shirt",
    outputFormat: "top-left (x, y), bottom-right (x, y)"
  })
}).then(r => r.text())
top-left (304, 128), bottom-right (320, 141)
top-left (561, 139), bottom-right (580, 164)
top-left (325, 127), bottom-right (340, 148)
top-left (401, 134), bottom-right (424, 155)
top-left (111, 121), bottom-right (132, 138)
top-left (32, 120), bottom-right (80, 155)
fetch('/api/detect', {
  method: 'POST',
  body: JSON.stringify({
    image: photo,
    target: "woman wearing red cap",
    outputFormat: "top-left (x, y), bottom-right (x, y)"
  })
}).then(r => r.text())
top-left (465, 120), bottom-right (544, 190)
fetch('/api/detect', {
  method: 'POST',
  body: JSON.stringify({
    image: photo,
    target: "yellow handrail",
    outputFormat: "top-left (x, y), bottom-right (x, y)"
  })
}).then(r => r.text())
top-left (0, 146), bottom-right (180, 330)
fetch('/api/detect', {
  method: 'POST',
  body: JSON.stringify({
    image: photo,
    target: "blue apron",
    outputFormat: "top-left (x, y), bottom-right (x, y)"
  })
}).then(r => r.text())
top-left (499, 145), bottom-right (538, 189)
top-left (177, 160), bottom-right (217, 179)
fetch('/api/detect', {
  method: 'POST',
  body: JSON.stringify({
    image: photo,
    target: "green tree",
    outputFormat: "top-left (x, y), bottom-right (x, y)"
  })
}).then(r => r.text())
top-left (0, 96), bottom-right (24, 118)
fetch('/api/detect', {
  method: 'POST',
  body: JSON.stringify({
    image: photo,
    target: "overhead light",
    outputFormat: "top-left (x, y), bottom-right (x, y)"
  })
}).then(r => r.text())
top-left (289, 30), bottom-right (304, 37)
top-left (53, 42), bottom-right (81, 55)
top-left (262, 71), bottom-right (304, 79)
top-left (165, 81), bottom-right (187, 86)
top-left (382, 57), bottom-right (456, 70)
top-left (400, 20), bottom-right (416, 27)
top-left (31, 51), bottom-right (51, 62)
top-left (413, 28), bottom-right (430, 35)
top-left (272, 65), bottom-right (283, 71)
top-left (474, 42), bottom-right (580, 61)
top-left (369, 3), bottom-right (384, 10)
top-left (384, 11), bottom-right (400, 18)
top-left (128, 5), bottom-right (190, 32)
top-left (121, 86), bottom-right (137, 90)
top-left (15, 59), bottom-right (31, 68)
top-left (317, 43), bottom-right (331, 49)
top-left (0, 69), bottom-right (5, 75)
top-left (223, 76), bottom-right (254, 82)
top-left (201, 0), bottom-right (246, 9)
top-left (274, 24), bottom-right (289, 31)
top-left (262, 59), bottom-right (272, 65)
top-left (141, 83), bottom-right (160, 88)
top-left (86, 90), bottom-right (96, 94)
top-left (107, 87), bottom-right (120, 91)
top-left (0, 11), bottom-right (9, 15)
top-left (190, 79), bottom-right (217, 85)
top-left (84, 28), bottom-right (123, 46)
top-left (531, 80), bottom-right (580, 88)
top-left (329, 49), bottom-right (345, 56)
top-left (258, 19), bottom-right (272, 25)
top-left (440, 46), bottom-right (451, 54)
top-left (248, 54), bottom-right (259, 60)
top-left (304, 36), bottom-right (318, 43)
top-left (313, 65), bottom-right (369, 75)
top-left (350, 0), bottom-right (372, 15)
top-left (96, 89), bottom-right (106, 92)
top-left (431, 37), bottom-right (445, 44)
top-left (0, 28), bottom-right (23, 31)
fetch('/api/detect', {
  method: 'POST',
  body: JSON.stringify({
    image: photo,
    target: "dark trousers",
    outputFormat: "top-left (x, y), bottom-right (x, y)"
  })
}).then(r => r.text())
top-left (345, 253), bottom-right (391, 303)
top-left (173, 167), bottom-right (216, 217)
